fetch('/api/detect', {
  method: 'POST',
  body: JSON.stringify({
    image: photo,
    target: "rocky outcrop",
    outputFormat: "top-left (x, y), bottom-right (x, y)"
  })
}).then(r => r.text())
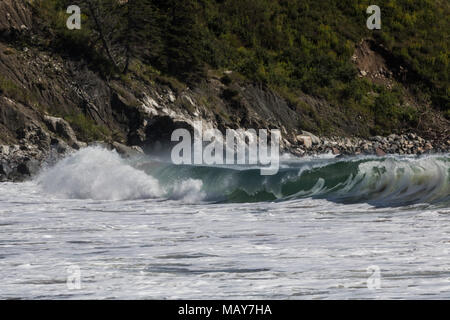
top-left (296, 131), bottom-right (320, 148)
top-left (110, 141), bottom-right (143, 157)
top-left (42, 115), bottom-right (87, 150)
top-left (0, 99), bottom-right (84, 181)
top-left (296, 135), bottom-right (312, 149)
top-left (291, 133), bottom-right (449, 157)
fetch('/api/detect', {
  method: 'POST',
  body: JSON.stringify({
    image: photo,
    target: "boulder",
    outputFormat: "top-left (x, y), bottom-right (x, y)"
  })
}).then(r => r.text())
top-left (388, 134), bottom-right (400, 141)
top-left (43, 115), bottom-right (78, 144)
top-left (50, 138), bottom-right (71, 154)
top-left (301, 131), bottom-right (321, 145)
top-left (0, 145), bottom-right (10, 156)
top-left (71, 141), bottom-right (87, 150)
top-left (361, 143), bottom-right (370, 153)
top-left (293, 148), bottom-right (305, 157)
top-left (296, 135), bottom-right (312, 149)
top-left (111, 142), bottom-right (144, 157)
top-left (16, 159), bottom-right (40, 176)
top-left (331, 147), bottom-right (340, 155)
top-left (0, 160), bottom-right (12, 176)
top-left (131, 145), bottom-right (144, 153)
top-left (375, 147), bottom-right (386, 156)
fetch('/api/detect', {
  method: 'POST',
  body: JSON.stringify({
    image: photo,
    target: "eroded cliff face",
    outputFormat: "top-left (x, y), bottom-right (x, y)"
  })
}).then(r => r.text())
top-left (0, 0), bottom-right (449, 181)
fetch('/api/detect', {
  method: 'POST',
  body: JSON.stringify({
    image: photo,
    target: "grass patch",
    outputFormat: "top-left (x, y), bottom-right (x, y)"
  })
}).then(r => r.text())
top-left (64, 112), bottom-right (111, 142)
top-left (0, 76), bottom-right (22, 99)
top-left (155, 75), bottom-right (186, 94)
top-left (0, 75), bottom-right (39, 106)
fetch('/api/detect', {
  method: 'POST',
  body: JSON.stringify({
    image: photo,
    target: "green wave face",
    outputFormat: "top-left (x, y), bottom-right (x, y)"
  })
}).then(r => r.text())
top-left (140, 155), bottom-right (450, 207)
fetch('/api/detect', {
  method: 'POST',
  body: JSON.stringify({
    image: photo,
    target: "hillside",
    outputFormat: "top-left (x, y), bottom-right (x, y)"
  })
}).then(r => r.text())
top-left (34, 0), bottom-right (449, 134)
top-left (0, 0), bottom-right (449, 180)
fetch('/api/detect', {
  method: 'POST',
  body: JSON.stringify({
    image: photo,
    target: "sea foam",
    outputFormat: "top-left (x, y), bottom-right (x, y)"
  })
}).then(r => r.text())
top-left (36, 146), bottom-right (164, 200)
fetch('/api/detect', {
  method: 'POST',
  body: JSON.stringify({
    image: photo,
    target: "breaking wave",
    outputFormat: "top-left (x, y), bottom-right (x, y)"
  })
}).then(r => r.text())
top-left (36, 147), bottom-right (202, 202)
top-left (36, 146), bottom-right (450, 206)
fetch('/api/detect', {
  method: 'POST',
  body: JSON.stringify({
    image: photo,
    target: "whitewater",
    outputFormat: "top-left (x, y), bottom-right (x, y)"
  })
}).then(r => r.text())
top-left (0, 146), bottom-right (449, 299)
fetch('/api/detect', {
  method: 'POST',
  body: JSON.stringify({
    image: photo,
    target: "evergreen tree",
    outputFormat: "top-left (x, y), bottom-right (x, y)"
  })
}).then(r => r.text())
top-left (121, 0), bottom-right (162, 74)
top-left (162, 0), bottom-right (205, 82)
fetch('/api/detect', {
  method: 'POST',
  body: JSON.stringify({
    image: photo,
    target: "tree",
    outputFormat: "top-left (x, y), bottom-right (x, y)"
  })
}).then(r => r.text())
top-left (121, 0), bottom-right (161, 74)
top-left (162, 0), bottom-right (205, 81)
top-left (85, 0), bottom-right (121, 68)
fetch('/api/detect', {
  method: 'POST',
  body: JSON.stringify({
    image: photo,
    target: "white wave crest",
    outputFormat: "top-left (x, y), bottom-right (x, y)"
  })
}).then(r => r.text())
top-left (169, 178), bottom-right (206, 203)
top-left (36, 147), bottom-right (164, 200)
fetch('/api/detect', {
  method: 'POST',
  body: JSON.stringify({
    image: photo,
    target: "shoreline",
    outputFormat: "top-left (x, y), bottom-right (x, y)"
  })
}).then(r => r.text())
top-left (289, 131), bottom-right (450, 157)
top-left (1, 132), bottom-right (449, 182)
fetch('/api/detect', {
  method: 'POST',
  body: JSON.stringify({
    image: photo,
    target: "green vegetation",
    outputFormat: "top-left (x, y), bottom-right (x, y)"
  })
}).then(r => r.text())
top-left (372, 88), bottom-right (417, 135)
top-left (0, 74), bottom-right (109, 141)
top-left (64, 112), bottom-right (111, 142)
top-left (34, 0), bottom-right (448, 135)
top-left (0, 75), bottom-right (39, 106)
top-left (0, 76), bottom-right (21, 99)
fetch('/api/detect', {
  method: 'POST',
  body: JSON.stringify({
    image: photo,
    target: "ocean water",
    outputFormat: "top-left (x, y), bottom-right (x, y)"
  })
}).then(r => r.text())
top-left (0, 147), bottom-right (449, 299)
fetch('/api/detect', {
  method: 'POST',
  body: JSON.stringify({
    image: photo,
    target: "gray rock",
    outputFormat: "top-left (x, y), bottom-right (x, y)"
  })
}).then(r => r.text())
top-left (51, 138), bottom-right (71, 154)
top-left (301, 131), bottom-right (321, 145)
top-left (296, 135), bottom-right (313, 149)
top-left (43, 115), bottom-right (78, 144)
top-left (331, 147), bottom-right (340, 155)
top-left (131, 145), bottom-right (144, 153)
top-left (0, 145), bottom-right (10, 157)
top-left (375, 148), bottom-right (386, 156)
top-left (0, 160), bottom-right (12, 176)
top-left (372, 136), bottom-right (384, 143)
top-left (71, 141), bottom-right (87, 150)
top-left (16, 159), bottom-right (40, 176)
top-left (111, 142), bottom-right (144, 157)
top-left (388, 133), bottom-right (401, 141)
top-left (293, 148), bottom-right (305, 156)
